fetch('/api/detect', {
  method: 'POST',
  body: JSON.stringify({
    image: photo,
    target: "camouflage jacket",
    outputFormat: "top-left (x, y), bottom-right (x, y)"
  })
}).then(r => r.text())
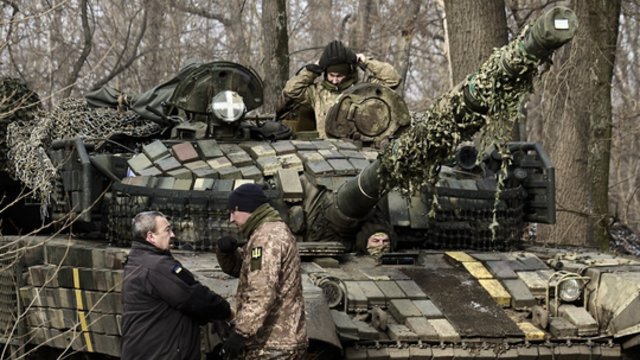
top-left (217, 221), bottom-right (307, 351)
top-left (282, 57), bottom-right (401, 138)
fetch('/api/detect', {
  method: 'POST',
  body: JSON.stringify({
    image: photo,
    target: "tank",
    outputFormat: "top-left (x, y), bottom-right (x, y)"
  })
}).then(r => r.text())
top-left (2, 6), bottom-right (640, 360)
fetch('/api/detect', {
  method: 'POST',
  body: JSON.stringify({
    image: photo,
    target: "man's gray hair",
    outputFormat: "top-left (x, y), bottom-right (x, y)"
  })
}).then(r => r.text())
top-left (132, 211), bottom-right (166, 241)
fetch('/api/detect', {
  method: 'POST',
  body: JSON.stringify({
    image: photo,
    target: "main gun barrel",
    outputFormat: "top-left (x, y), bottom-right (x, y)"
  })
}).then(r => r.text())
top-left (326, 6), bottom-right (577, 228)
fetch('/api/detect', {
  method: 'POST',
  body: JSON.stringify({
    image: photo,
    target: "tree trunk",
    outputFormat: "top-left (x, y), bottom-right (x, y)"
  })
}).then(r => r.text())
top-left (537, 0), bottom-right (620, 248)
top-left (350, 0), bottom-right (374, 52)
top-left (443, 0), bottom-right (507, 86)
top-left (141, 0), bottom-right (166, 89)
top-left (228, 1), bottom-right (251, 64)
top-left (310, 0), bottom-right (333, 49)
top-left (610, 3), bottom-right (640, 231)
top-left (261, 0), bottom-right (289, 114)
top-left (61, 0), bottom-right (92, 98)
top-left (396, 1), bottom-right (422, 95)
top-left (46, 0), bottom-right (61, 106)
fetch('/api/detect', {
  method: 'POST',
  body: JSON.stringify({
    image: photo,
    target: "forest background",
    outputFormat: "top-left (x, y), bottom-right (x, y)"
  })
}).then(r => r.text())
top-left (0, 0), bottom-right (637, 248)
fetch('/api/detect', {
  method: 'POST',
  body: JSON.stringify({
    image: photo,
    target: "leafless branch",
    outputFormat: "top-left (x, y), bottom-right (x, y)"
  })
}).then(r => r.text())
top-left (61, 0), bottom-right (93, 98)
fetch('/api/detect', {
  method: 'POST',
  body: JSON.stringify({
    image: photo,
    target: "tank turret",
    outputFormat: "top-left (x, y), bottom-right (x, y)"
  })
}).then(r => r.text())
top-left (2, 8), bottom-right (576, 251)
top-left (319, 6), bottom-right (576, 246)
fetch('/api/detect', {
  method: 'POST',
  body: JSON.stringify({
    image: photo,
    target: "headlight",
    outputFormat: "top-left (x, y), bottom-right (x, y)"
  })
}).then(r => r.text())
top-left (314, 276), bottom-right (343, 309)
top-left (210, 90), bottom-right (246, 122)
top-left (558, 278), bottom-right (583, 302)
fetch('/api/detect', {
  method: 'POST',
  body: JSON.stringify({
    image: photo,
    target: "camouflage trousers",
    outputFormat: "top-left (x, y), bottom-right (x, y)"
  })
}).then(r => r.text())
top-left (244, 348), bottom-right (306, 360)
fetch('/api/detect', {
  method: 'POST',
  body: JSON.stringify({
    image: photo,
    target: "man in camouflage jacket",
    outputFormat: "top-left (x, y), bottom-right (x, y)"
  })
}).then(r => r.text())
top-left (281, 39), bottom-right (401, 138)
top-left (217, 184), bottom-right (307, 360)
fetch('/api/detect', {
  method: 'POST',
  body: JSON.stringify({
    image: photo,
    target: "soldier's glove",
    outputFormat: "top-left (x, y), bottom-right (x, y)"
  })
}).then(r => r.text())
top-left (219, 331), bottom-right (246, 360)
top-left (305, 63), bottom-right (323, 75)
top-left (217, 236), bottom-right (239, 253)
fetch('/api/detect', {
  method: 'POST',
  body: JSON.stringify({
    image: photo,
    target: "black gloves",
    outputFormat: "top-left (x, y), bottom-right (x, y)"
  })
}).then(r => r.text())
top-left (206, 344), bottom-right (224, 360)
top-left (217, 236), bottom-right (239, 253)
top-left (220, 331), bottom-right (246, 359)
top-left (305, 63), bottom-right (323, 75)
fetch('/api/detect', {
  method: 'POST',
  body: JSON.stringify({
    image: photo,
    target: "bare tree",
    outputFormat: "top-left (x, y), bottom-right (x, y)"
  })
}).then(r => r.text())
top-left (310, 0), bottom-right (333, 48)
top-left (90, 2), bottom-right (151, 91)
top-left (443, 0), bottom-right (508, 86)
top-left (396, 1), bottom-right (422, 95)
top-left (537, 0), bottom-right (621, 248)
top-left (1, 0), bottom-right (24, 80)
top-left (61, 0), bottom-right (93, 98)
top-left (261, 0), bottom-right (289, 113)
top-left (138, 0), bottom-right (166, 88)
top-left (609, 0), bottom-right (640, 232)
top-left (349, 0), bottom-right (375, 51)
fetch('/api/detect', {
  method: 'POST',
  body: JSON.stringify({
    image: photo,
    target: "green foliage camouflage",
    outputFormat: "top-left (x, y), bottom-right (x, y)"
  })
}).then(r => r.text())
top-left (378, 26), bottom-right (542, 194)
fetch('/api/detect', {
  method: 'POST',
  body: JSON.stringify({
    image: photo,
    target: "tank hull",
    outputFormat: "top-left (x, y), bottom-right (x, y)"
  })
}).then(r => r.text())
top-left (3, 235), bottom-right (636, 359)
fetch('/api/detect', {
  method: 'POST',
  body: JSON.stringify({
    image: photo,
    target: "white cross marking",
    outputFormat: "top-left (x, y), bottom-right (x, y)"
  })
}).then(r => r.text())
top-left (212, 91), bottom-right (245, 120)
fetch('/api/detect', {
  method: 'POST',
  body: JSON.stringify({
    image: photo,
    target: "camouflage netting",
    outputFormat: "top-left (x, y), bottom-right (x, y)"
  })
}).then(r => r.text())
top-left (378, 25), bottom-right (542, 193)
top-left (0, 77), bottom-right (41, 173)
top-left (5, 97), bottom-right (161, 213)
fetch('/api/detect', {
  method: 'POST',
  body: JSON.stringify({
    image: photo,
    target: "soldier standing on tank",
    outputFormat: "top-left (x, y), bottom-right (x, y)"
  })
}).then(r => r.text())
top-left (121, 211), bottom-right (232, 360)
top-left (280, 39), bottom-right (401, 138)
top-left (216, 184), bottom-right (308, 360)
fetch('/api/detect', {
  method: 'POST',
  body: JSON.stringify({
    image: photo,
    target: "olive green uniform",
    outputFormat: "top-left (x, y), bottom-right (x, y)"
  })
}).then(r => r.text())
top-left (282, 57), bottom-right (401, 138)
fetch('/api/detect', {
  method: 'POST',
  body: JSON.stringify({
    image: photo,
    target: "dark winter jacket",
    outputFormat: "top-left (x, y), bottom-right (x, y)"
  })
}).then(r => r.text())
top-left (121, 241), bottom-right (231, 360)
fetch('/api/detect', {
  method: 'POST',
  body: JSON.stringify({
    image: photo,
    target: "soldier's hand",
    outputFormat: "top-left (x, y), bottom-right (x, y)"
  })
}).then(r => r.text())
top-left (217, 236), bottom-right (239, 253)
top-left (305, 63), bottom-right (323, 75)
top-left (356, 53), bottom-right (367, 64)
top-left (219, 331), bottom-right (246, 360)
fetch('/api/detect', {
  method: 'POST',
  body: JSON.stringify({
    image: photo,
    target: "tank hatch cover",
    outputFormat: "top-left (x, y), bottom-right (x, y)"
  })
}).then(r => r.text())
top-left (325, 83), bottom-right (410, 147)
top-left (401, 266), bottom-right (523, 337)
top-left (168, 61), bottom-right (263, 114)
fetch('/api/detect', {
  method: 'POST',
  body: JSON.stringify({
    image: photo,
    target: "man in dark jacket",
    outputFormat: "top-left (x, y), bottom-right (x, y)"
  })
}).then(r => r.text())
top-left (121, 211), bottom-right (232, 360)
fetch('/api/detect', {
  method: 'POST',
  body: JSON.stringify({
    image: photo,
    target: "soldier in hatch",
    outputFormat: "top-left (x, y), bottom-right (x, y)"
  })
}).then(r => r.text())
top-left (365, 231), bottom-right (392, 258)
top-left (216, 184), bottom-right (307, 360)
top-left (280, 40), bottom-right (401, 138)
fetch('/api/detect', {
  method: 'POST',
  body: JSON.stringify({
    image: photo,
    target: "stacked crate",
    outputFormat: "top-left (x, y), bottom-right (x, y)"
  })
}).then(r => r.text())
top-left (0, 237), bottom-right (24, 352)
top-left (19, 239), bottom-right (127, 357)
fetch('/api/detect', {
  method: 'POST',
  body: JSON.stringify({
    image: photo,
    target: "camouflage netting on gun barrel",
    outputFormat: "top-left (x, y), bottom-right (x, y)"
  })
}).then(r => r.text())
top-left (4, 97), bottom-right (160, 214)
top-left (378, 25), bottom-right (542, 192)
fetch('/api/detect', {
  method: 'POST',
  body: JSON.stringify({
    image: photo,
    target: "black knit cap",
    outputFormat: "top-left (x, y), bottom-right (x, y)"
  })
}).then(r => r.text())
top-left (227, 183), bottom-right (268, 212)
top-left (319, 40), bottom-right (357, 71)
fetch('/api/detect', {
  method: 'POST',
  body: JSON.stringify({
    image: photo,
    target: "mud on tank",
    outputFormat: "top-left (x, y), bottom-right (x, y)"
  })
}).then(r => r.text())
top-left (2, 5), bottom-right (640, 360)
